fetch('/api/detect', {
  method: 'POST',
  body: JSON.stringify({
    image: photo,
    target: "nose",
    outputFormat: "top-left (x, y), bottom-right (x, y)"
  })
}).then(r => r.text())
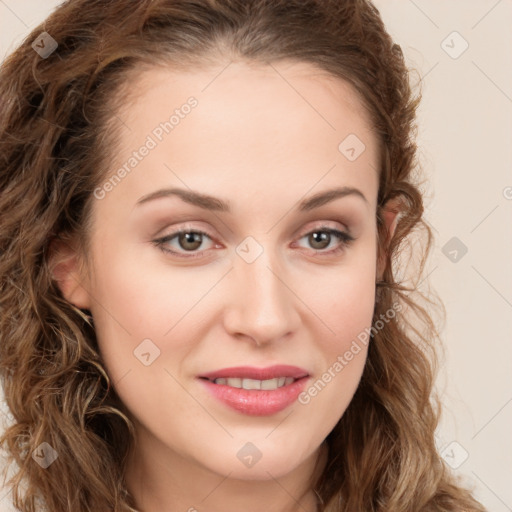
top-left (222, 247), bottom-right (301, 347)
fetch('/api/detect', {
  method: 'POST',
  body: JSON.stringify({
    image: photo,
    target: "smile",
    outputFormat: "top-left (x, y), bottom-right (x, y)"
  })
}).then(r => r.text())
top-left (198, 365), bottom-right (310, 416)
top-left (208, 377), bottom-right (296, 390)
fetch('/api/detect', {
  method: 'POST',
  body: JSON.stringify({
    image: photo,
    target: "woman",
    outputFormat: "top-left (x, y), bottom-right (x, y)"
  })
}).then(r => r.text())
top-left (0, 0), bottom-right (487, 511)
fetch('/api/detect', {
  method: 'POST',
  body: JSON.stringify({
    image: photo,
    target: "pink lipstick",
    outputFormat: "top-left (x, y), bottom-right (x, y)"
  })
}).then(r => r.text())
top-left (198, 365), bottom-right (309, 416)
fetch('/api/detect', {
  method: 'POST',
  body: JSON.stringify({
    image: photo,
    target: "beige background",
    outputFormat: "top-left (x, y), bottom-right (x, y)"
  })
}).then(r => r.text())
top-left (0, 1), bottom-right (511, 510)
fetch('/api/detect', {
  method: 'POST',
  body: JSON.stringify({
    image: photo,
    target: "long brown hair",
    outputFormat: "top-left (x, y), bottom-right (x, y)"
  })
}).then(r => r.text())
top-left (0, 1), bottom-right (486, 511)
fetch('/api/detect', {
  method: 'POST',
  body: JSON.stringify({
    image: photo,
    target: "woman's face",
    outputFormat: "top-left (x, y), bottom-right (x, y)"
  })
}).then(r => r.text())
top-left (66, 60), bottom-right (381, 481)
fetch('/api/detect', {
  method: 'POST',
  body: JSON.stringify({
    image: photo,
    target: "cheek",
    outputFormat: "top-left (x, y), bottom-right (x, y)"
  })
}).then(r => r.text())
top-left (84, 236), bottom-right (187, 381)
top-left (295, 244), bottom-right (376, 408)
top-left (306, 241), bottom-right (377, 345)
top-left (318, 269), bottom-right (376, 325)
top-left (86, 245), bottom-right (204, 435)
top-left (311, 271), bottom-right (375, 376)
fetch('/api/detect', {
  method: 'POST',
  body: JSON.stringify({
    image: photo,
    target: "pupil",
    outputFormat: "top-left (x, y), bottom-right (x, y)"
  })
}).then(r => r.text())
top-left (180, 232), bottom-right (202, 251)
top-left (310, 232), bottom-right (329, 249)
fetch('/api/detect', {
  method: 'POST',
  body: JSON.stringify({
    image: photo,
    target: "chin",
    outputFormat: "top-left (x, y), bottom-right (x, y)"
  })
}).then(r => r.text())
top-left (197, 441), bottom-right (318, 482)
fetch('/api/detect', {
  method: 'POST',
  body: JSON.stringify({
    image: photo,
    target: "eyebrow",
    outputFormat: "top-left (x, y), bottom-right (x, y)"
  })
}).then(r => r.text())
top-left (135, 185), bottom-right (369, 212)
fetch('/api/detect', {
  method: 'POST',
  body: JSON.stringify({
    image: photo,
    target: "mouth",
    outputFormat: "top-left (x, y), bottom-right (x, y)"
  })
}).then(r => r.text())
top-left (198, 364), bottom-right (309, 388)
top-left (202, 376), bottom-right (296, 390)
top-left (197, 365), bottom-right (310, 416)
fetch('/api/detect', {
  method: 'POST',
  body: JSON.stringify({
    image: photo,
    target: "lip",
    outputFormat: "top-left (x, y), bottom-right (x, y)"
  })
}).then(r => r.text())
top-left (199, 365), bottom-right (309, 381)
top-left (198, 365), bottom-right (310, 416)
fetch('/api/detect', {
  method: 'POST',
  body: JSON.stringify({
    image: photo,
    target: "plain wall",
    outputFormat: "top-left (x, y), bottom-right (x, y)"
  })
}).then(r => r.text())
top-left (0, 1), bottom-right (511, 511)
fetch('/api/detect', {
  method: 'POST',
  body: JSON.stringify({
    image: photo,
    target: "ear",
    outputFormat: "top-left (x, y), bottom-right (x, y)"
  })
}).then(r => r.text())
top-left (376, 197), bottom-right (402, 282)
top-left (48, 236), bottom-right (91, 310)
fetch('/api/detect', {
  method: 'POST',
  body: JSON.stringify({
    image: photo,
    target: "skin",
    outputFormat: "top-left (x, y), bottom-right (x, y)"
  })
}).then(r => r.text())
top-left (51, 59), bottom-right (398, 512)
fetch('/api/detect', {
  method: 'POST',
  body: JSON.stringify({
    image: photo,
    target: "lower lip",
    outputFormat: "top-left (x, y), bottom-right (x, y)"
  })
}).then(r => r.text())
top-left (199, 377), bottom-right (309, 416)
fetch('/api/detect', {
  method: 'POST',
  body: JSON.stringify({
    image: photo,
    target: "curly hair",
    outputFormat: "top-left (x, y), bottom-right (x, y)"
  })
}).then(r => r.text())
top-left (0, 0), bottom-right (486, 511)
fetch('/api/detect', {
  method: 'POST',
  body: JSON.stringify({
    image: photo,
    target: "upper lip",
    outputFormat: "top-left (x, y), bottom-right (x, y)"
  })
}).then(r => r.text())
top-left (199, 365), bottom-right (309, 381)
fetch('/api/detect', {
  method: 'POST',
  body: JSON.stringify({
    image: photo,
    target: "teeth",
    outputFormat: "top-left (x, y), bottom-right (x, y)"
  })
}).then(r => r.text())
top-left (243, 378), bottom-right (261, 390)
top-left (213, 377), bottom-right (296, 390)
top-left (261, 378), bottom-right (278, 390)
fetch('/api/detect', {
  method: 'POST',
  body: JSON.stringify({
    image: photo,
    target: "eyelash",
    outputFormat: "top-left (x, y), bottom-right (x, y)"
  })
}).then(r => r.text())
top-left (153, 224), bottom-right (355, 260)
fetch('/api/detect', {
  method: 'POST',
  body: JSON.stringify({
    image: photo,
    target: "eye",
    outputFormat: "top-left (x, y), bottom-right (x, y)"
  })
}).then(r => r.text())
top-left (153, 228), bottom-right (216, 259)
top-left (153, 224), bottom-right (355, 259)
top-left (295, 226), bottom-right (355, 255)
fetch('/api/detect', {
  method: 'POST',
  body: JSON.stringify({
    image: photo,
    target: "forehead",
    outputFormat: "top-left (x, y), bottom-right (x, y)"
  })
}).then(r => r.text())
top-left (119, 59), bottom-right (376, 140)
top-left (99, 59), bottom-right (379, 215)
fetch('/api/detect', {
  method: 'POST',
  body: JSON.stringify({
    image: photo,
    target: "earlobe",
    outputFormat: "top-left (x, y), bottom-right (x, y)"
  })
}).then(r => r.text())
top-left (376, 197), bottom-right (402, 282)
top-left (382, 201), bottom-right (400, 243)
top-left (48, 237), bottom-right (91, 310)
